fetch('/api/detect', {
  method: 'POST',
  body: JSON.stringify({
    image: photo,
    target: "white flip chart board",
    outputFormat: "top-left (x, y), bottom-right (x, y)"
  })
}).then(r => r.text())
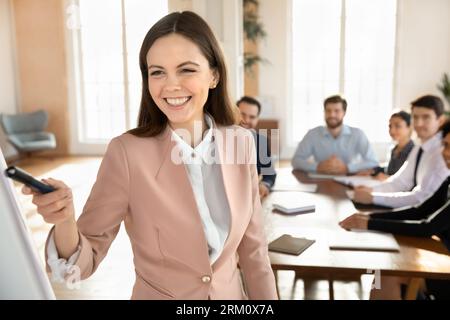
top-left (0, 148), bottom-right (55, 299)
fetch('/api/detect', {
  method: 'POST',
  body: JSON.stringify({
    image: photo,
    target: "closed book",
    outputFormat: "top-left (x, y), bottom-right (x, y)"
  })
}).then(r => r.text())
top-left (268, 234), bottom-right (315, 255)
top-left (273, 195), bottom-right (315, 214)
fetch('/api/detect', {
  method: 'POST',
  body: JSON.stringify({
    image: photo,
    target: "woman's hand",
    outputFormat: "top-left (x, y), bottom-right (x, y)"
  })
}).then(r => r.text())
top-left (23, 178), bottom-right (80, 259)
top-left (339, 213), bottom-right (369, 230)
top-left (22, 178), bottom-right (75, 226)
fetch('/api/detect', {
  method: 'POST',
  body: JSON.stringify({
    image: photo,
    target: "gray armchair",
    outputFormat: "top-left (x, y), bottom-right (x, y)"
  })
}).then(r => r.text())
top-left (0, 110), bottom-right (56, 155)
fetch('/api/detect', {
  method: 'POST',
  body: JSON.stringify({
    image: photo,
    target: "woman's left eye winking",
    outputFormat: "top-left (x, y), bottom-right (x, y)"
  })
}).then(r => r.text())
top-left (181, 68), bottom-right (196, 73)
top-left (149, 70), bottom-right (163, 77)
top-left (149, 67), bottom-right (197, 78)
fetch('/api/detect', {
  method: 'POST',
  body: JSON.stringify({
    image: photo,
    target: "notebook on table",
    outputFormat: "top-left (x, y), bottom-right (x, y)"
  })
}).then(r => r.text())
top-left (268, 234), bottom-right (315, 255)
top-left (329, 230), bottom-right (400, 252)
top-left (272, 194), bottom-right (315, 214)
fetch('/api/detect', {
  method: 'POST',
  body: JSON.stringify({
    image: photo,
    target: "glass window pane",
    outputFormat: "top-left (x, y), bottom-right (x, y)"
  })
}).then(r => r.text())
top-left (79, 0), bottom-right (125, 140)
top-left (291, 0), bottom-right (342, 143)
top-left (76, 0), bottom-right (167, 142)
top-left (124, 0), bottom-right (168, 129)
top-left (344, 0), bottom-right (397, 142)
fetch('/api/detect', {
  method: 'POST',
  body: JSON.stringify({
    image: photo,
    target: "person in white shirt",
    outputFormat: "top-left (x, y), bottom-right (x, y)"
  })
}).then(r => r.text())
top-left (353, 95), bottom-right (449, 208)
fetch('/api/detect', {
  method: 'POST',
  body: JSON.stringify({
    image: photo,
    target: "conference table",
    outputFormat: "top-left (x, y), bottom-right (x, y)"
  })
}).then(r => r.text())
top-left (263, 168), bottom-right (450, 300)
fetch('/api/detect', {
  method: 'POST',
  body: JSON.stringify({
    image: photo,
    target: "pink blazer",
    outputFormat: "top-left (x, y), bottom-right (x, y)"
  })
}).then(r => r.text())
top-left (45, 123), bottom-right (278, 300)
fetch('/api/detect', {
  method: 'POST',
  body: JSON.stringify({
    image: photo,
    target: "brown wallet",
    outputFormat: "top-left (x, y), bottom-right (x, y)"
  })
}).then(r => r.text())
top-left (268, 234), bottom-right (315, 255)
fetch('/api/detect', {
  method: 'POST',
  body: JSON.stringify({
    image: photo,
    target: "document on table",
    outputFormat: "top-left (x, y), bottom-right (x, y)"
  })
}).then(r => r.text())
top-left (272, 168), bottom-right (317, 192)
top-left (329, 230), bottom-right (400, 252)
top-left (272, 183), bottom-right (318, 193)
top-left (307, 173), bottom-right (345, 180)
top-left (334, 176), bottom-right (383, 188)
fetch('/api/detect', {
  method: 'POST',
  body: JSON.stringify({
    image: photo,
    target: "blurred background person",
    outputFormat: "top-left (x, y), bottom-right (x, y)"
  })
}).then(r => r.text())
top-left (237, 96), bottom-right (277, 199)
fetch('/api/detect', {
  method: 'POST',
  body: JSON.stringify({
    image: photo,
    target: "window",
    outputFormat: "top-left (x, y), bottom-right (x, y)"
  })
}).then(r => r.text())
top-left (72, 0), bottom-right (167, 143)
top-left (291, 0), bottom-right (397, 145)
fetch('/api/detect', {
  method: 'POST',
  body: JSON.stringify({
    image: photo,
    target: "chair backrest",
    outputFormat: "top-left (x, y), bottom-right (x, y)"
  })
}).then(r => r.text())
top-left (256, 118), bottom-right (280, 160)
top-left (0, 110), bottom-right (48, 135)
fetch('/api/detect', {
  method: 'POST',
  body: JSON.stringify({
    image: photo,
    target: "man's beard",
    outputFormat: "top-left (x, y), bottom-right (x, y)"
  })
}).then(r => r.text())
top-left (326, 118), bottom-right (343, 129)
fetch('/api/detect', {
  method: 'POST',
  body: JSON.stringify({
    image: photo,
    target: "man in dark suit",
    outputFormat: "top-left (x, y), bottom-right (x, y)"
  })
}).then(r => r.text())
top-left (237, 96), bottom-right (277, 199)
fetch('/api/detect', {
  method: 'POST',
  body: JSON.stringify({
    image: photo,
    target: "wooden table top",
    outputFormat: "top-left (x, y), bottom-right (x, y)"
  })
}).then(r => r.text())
top-left (264, 169), bottom-right (450, 280)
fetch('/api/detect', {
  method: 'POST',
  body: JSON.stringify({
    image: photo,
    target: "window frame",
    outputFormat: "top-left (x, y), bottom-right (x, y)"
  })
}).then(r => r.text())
top-left (64, 0), bottom-right (168, 154)
top-left (285, 0), bottom-right (399, 157)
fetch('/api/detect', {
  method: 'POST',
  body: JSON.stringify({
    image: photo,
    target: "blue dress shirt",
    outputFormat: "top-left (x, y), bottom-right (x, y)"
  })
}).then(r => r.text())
top-left (291, 125), bottom-right (379, 173)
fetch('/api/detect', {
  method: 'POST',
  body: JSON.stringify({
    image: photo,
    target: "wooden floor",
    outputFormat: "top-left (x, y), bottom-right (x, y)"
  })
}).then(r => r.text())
top-left (14, 156), bottom-right (373, 300)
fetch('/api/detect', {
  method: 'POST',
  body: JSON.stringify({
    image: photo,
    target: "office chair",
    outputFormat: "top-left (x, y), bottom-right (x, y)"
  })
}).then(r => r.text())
top-left (0, 110), bottom-right (57, 157)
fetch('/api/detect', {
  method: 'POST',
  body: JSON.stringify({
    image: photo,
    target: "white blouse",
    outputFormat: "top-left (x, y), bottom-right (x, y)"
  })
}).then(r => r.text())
top-left (169, 114), bottom-right (231, 263)
top-left (46, 114), bottom-right (231, 280)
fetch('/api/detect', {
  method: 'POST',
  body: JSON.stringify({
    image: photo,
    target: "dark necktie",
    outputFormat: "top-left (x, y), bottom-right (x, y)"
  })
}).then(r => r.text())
top-left (412, 147), bottom-right (423, 189)
top-left (447, 183), bottom-right (450, 200)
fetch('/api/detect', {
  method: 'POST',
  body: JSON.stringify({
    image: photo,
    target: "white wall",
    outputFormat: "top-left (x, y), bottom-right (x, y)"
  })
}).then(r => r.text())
top-left (258, 0), bottom-right (450, 160)
top-left (258, 0), bottom-right (290, 157)
top-left (0, 0), bottom-right (19, 159)
top-left (0, 0), bottom-right (18, 114)
top-left (394, 0), bottom-right (450, 110)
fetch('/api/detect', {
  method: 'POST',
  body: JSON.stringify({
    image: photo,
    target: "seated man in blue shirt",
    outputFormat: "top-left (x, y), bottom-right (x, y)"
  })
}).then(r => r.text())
top-left (291, 95), bottom-right (378, 175)
top-left (237, 96), bottom-right (277, 199)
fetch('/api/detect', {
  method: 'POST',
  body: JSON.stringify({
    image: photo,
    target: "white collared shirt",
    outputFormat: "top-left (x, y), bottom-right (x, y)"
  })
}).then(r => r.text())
top-left (372, 132), bottom-right (450, 208)
top-left (170, 114), bottom-right (230, 264)
top-left (46, 114), bottom-right (230, 280)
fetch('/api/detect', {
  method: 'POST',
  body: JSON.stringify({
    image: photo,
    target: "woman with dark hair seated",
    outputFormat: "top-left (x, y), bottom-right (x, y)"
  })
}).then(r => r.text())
top-left (375, 111), bottom-right (414, 180)
top-left (358, 110), bottom-right (414, 178)
top-left (340, 119), bottom-right (450, 299)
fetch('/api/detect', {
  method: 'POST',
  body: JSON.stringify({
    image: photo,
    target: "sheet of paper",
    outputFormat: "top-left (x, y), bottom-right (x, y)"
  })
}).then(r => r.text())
top-left (272, 183), bottom-right (318, 193)
top-left (334, 176), bottom-right (383, 188)
top-left (329, 230), bottom-right (400, 252)
top-left (272, 168), bottom-right (317, 192)
top-left (307, 173), bottom-right (345, 180)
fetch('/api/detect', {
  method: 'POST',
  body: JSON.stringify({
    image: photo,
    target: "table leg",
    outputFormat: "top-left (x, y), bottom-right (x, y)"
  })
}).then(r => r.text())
top-left (404, 277), bottom-right (424, 300)
top-left (328, 278), bottom-right (335, 300)
top-left (274, 270), bottom-right (280, 299)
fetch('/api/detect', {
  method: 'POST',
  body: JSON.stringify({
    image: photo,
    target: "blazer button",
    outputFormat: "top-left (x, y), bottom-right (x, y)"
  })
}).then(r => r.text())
top-left (201, 275), bottom-right (211, 283)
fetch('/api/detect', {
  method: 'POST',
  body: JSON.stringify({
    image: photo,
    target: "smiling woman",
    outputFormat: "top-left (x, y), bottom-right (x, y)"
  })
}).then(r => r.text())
top-left (128, 11), bottom-right (238, 139)
top-left (22, 11), bottom-right (278, 300)
top-left (145, 34), bottom-right (219, 144)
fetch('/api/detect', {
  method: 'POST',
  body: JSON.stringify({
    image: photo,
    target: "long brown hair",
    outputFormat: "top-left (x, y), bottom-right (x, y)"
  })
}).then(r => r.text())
top-left (128, 11), bottom-right (238, 137)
